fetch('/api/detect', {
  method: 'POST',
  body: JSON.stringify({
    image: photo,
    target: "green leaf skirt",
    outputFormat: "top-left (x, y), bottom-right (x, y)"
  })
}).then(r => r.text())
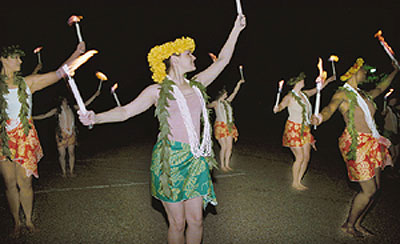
top-left (151, 139), bottom-right (217, 209)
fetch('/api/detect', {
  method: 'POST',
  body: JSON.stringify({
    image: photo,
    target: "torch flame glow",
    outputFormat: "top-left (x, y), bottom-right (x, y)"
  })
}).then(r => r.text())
top-left (375, 30), bottom-right (395, 55)
top-left (278, 80), bottom-right (284, 90)
top-left (111, 83), bottom-right (118, 93)
top-left (328, 55), bottom-right (339, 62)
top-left (68, 15), bottom-right (83, 26)
top-left (33, 46), bottom-right (43, 54)
top-left (384, 88), bottom-right (394, 99)
top-left (95, 71), bottom-right (108, 81)
top-left (68, 50), bottom-right (98, 76)
top-left (317, 57), bottom-right (327, 82)
top-left (208, 53), bottom-right (217, 62)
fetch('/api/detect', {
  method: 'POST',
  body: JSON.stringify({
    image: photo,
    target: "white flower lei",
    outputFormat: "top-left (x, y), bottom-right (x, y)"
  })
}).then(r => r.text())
top-left (171, 78), bottom-right (212, 158)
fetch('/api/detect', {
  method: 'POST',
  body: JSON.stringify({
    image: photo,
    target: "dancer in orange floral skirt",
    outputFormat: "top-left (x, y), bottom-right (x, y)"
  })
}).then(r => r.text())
top-left (208, 78), bottom-right (245, 171)
top-left (274, 72), bottom-right (334, 190)
top-left (0, 42), bottom-right (85, 236)
top-left (312, 58), bottom-right (398, 237)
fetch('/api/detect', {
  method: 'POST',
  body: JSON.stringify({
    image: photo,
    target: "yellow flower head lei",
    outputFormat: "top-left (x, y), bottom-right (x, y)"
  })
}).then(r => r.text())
top-left (340, 58), bottom-right (364, 81)
top-left (147, 37), bottom-right (195, 83)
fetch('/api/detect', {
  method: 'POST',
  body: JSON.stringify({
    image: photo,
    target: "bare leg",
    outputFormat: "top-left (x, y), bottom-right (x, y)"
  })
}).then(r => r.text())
top-left (184, 197), bottom-right (203, 244)
top-left (355, 168), bottom-right (381, 236)
top-left (297, 144), bottom-right (311, 189)
top-left (289, 147), bottom-right (306, 190)
top-left (217, 138), bottom-right (228, 172)
top-left (67, 144), bottom-right (76, 177)
top-left (16, 165), bottom-right (36, 232)
top-left (341, 177), bottom-right (377, 238)
top-left (57, 146), bottom-right (67, 177)
top-left (162, 201), bottom-right (186, 244)
top-left (0, 160), bottom-right (22, 236)
top-left (224, 136), bottom-right (233, 171)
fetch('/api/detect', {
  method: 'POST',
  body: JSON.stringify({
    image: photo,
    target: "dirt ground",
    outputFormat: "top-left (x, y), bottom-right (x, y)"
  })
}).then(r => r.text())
top-left (0, 136), bottom-right (399, 244)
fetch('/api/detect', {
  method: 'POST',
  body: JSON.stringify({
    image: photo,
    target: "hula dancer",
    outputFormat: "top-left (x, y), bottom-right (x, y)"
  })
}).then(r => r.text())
top-left (311, 58), bottom-right (399, 237)
top-left (0, 42), bottom-right (85, 236)
top-left (208, 79), bottom-right (245, 172)
top-left (33, 90), bottom-right (100, 177)
top-left (274, 72), bottom-right (334, 190)
top-left (79, 15), bottom-right (246, 244)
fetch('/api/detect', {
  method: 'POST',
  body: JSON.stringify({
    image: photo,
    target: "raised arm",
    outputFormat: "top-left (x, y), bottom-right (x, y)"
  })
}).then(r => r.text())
top-left (193, 15), bottom-right (246, 87)
top-left (207, 100), bottom-right (218, 109)
top-left (25, 42), bottom-right (86, 94)
top-left (303, 75), bottom-right (336, 97)
top-left (32, 108), bottom-right (57, 120)
top-left (273, 93), bottom-right (291, 114)
top-left (79, 84), bottom-right (159, 125)
top-left (311, 90), bottom-right (344, 125)
top-left (226, 79), bottom-right (245, 102)
top-left (368, 64), bottom-right (399, 99)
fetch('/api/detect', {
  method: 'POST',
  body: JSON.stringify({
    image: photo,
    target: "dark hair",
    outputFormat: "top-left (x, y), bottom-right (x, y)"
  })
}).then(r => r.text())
top-left (1, 45), bottom-right (25, 58)
top-left (216, 87), bottom-right (227, 99)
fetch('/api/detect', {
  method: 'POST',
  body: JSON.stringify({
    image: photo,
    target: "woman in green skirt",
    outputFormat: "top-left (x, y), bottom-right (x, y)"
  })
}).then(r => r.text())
top-left (79, 15), bottom-right (246, 244)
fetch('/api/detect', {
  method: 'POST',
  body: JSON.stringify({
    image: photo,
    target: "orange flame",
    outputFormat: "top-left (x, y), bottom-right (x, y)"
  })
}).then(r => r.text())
top-left (111, 83), bottom-right (118, 93)
top-left (328, 55), bottom-right (339, 62)
top-left (68, 50), bottom-right (98, 76)
top-left (33, 46), bottom-right (43, 54)
top-left (278, 80), bottom-right (284, 90)
top-left (68, 15), bottom-right (83, 26)
top-left (208, 53), bottom-right (217, 62)
top-left (384, 88), bottom-right (394, 98)
top-left (95, 71), bottom-right (108, 81)
top-left (317, 57), bottom-right (327, 82)
top-left (375, 30), bottom-right (395, 55)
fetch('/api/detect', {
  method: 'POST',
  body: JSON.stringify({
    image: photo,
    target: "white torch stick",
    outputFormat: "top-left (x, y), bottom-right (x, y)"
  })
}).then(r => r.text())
top-left (314, 57), bottom-right (327, 129)
top-left (68, 15), bottom-right (84, 43)
top-left (235, 0), bottom-right (243, 15)
top-left (239, 65), bottom-right (245, 80)
top-left (328, 55), bottom-right (339, 78)
top-left (111, 83), bottom-right (121, 107)
top-left (274, 80), bottom-right (284, 107)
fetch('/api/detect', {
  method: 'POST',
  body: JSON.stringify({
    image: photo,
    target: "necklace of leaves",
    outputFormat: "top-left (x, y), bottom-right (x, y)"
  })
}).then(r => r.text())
top-left (0, 73), bottom-right (31, 158)
top-left (221, 100), bottom-right (234, 133)
top-left (338, 86), bottom-right (376, 161)
top-left (290, 90), bottom-right (309, 138)
top-left (154, 76), bottom-right (216, 198)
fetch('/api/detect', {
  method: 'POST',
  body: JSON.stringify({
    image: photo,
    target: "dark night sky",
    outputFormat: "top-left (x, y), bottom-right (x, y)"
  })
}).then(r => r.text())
top-left (2, 0), bottom-right (400, 158)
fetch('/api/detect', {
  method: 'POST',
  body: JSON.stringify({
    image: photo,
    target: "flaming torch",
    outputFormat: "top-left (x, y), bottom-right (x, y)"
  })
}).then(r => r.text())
top-left (208, 52), bottom-right (218, 62)
top-left (33, 46), bottom-right (43, 64)
top-left (95, 71), bottom-right (108, 92)
top-left (328, 55), bottom-right (339, 78)
top-left (313, 57), bottom-right (327, 129)
top-left (68, 15), bottom-right (84, 43)
top-left (111, 83), bottom-right (121, 107)
top-left (235, 0), bottom-right (243, 15)
top-left (239, 65), bottom-right (245, 80)
top-left (274, 80), bottom-right (285, 107)
top-left (374, 30), bottom-right (400, 69)
top-left (383, 88), bottom-right (394, 110)
top-left (62, 50), bottom-right (98, 128)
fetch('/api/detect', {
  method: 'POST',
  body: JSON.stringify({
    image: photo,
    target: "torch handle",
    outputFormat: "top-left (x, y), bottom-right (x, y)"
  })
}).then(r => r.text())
top-left (235, 0), bottom-right (243, 15)
top-left (274, 92), bottom-right (281, 108)
top-left (75, 23), bottom-right (83, 43)
top-left (313, 90), bottom-right (321, 130)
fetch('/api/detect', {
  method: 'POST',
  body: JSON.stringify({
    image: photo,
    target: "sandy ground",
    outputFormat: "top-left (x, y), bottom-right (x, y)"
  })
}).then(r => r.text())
top-left (0, 138), bottom-right (399, 244)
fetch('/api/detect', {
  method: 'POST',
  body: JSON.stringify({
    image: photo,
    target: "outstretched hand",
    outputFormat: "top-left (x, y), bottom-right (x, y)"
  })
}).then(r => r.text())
top-left (234, 14), bottom-right (246, 32)
top-left (78, 110), bottom-right (95, 126)
top-left (76, 41), bottom-right (86, 54)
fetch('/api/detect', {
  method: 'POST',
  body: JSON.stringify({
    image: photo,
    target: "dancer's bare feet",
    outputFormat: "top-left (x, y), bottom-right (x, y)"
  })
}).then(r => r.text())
top-left (69, 171), bottom-right (77, 177)
top-left (61, 172), bottom-right (67, 178)
top-left (26, 221), bottom-right (38, 233)
top-left (292, 183), bottom-right (308, 191)
top-left (341, 224), bottom-right (364, 238)
top-left (10, 223), bottom-right (22, 238)
top-left (220, 166), bottom-right (229, 172)
top-left (355, 225), bottom-right (374, 236)
top-left (226, 165), bottom-right (233, 171)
